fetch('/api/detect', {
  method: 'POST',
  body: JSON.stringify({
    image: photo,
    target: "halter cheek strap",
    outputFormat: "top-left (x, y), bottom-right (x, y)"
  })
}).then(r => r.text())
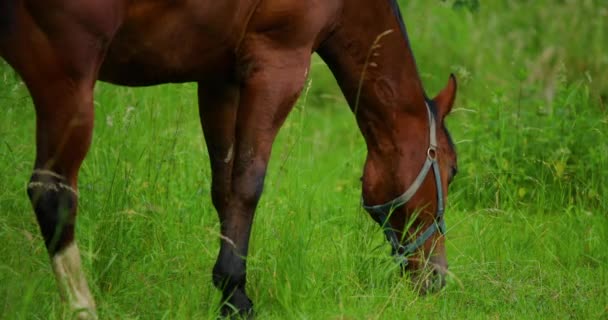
top-left (362, 103), bottom-right (446, 265)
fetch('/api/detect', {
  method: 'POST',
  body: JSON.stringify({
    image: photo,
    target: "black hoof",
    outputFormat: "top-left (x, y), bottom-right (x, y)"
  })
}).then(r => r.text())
top-left (220, 290), bottom-right (253, 319)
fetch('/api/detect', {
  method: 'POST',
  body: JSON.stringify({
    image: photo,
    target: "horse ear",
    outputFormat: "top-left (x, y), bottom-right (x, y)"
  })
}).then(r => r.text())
top-left (433, 74), bottom-right (457, 118)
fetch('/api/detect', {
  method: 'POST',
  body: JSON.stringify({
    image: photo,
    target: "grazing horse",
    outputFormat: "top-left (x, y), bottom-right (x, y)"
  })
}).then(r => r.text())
top-left (0, 0), bottom-right (458, 318)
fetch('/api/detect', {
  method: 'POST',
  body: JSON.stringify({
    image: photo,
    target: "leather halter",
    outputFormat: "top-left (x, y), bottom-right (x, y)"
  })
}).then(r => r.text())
top-left (362, 102), bottom-right (446, 265)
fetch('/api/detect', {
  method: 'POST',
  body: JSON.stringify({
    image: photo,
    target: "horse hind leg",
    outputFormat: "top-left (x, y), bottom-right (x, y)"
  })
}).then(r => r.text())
top-left (25, 81), bottom-right (98, 320)
top-left (27, 170), bottom-right (95, 318)
top-left (25, 86), bottom-right (98, 319)
top-left (3, 6), bottom-right (115, 319)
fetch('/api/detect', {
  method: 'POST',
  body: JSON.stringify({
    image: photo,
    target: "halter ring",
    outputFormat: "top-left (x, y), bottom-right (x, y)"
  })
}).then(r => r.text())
top-left (427, 147), bottom-right (437, 161)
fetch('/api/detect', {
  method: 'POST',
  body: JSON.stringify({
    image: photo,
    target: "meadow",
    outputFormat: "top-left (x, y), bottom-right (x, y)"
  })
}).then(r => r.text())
top-left (1, 0), bottom-right (607, 319)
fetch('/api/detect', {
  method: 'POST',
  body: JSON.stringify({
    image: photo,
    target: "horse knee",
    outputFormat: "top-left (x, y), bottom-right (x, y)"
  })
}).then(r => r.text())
top-left (26, 170), bottom-right (78, 254)
top-left (210, 181), bottom-right (230, 212)
top-left (210, 164), bottom-right (265, 213)
top-left (233, 160), bottom-right (266, 209)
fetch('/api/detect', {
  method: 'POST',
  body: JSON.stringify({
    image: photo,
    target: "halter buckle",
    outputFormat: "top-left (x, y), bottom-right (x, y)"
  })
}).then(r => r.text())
top-left (427, 147), bottom-right (437, 161)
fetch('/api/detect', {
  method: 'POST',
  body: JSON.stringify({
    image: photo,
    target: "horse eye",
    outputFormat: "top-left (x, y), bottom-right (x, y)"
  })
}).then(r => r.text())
top-left (449, 166), bottom-right (458, 183)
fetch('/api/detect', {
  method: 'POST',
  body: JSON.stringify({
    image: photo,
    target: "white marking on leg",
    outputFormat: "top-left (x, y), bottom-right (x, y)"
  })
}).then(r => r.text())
top-left (52, 243), bottom-right (97, 320)
top-left (28, 181), bottom-right (79, 196)
top-left (224, 144), bottom-right (234, 163)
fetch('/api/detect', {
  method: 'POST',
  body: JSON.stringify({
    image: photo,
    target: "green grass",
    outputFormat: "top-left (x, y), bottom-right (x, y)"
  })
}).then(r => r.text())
top-left (1, 0), bottom-right (607, 319)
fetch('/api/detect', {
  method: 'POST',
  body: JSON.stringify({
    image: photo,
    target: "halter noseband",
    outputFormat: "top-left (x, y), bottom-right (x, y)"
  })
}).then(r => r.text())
top-left (362, 102), bottom-right (446, 266)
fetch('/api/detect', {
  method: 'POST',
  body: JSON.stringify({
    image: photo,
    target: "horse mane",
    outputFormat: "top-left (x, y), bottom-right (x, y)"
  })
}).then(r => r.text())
top-left (0, 0), bottom-right (17, 36)
top-left (386, 0), bottom-right (409, 41)
top-left (386, 1), bottom-right (437, 109)
top-left (386, 0), bottom-right (454, 149)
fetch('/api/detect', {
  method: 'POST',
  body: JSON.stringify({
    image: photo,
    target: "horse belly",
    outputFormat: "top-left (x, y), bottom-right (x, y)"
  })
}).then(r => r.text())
top-left (99, 0), bottom-right (252, 86)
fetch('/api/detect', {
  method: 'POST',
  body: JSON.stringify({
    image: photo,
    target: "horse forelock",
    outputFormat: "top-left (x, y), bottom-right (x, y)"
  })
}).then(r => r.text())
top-left (426, 96), bottom-right (438, 117)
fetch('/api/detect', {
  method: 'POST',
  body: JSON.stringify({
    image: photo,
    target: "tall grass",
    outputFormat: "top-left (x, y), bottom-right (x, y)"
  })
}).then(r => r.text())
top-left (403, 0), bottom-right (608, 214)
top-left (1, 0), bottom-right (607, 319)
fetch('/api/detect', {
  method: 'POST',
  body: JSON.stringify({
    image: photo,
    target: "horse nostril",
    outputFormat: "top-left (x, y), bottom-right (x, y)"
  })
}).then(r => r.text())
top-left (411, 265), bottom-right (447, 295)
top-left (418, 269), bottom-right (446, 295)
top-left (431, 268), bottom-right (447, 291)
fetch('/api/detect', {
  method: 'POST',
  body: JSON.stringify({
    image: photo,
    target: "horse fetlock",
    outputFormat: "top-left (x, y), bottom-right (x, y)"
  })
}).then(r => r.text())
top-left (52, 243), bottom-right (97, 320)
top-left (212, 259), bottom-right (247, 291)
top-left (27, 170), bottom-right (78, 253)
top-left (213, 262), bottom-right (253, 317)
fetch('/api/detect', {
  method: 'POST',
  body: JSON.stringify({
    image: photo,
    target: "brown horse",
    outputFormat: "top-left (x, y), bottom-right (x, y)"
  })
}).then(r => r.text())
top-left (0, 0), bottom-right (458, 318)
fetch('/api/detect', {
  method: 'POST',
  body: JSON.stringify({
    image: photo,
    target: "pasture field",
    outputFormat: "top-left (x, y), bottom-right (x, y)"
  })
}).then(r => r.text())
top-left (1, 1), bottom-right (607, 319)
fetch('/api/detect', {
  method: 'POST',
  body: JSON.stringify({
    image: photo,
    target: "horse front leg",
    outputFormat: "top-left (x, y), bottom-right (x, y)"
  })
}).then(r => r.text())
top-left (199, 47), bottom-right (310, 317)
top-left (197, 82), bottom-right (249, 315)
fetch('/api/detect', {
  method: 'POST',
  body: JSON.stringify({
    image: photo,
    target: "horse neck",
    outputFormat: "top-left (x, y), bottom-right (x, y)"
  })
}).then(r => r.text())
top-left (317, 0), bottom-right (428, 153)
